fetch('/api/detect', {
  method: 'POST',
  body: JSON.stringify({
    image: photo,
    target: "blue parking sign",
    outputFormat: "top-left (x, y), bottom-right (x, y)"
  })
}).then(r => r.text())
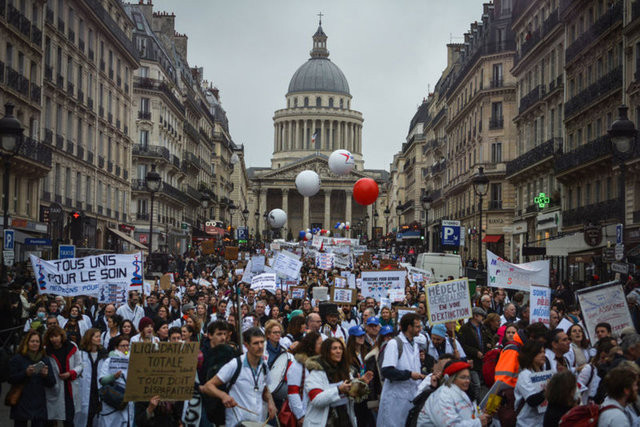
top-left (58, 245), bottom-right (75, 259)
top-left (237, 227), bottom-right (248, 240)
top-left (3, 229), bottom-right (14, 250)
top-left (441, 220), bottom-right (461, 246)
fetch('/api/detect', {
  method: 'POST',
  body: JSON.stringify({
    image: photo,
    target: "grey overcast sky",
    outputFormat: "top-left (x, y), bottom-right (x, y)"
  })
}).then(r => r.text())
top-left (150, 0), bottom-right (483, 170)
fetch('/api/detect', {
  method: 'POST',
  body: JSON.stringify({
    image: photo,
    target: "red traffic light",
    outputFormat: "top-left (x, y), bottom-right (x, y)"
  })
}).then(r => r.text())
top-left (72, 211), bottom-right (81, 219)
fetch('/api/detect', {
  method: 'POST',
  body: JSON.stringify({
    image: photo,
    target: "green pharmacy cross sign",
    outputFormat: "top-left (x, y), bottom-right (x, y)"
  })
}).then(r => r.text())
top-left (534, 192), bottom-right (550, 209)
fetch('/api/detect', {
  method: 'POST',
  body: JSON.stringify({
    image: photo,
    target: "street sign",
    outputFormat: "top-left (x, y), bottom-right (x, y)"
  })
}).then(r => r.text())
top-left (612, 262), bottom-right (629, 275)
top-left (58, 244), bottom-right (75, 259)
top-left (617, 224), bottom-right (624, 245)
top-left (615, 243), bottom-right (625, 261)
top-left (3, 229), bottom-right (14, 250)
top-left (25, 238), bottom-right (52, 246)
top-left (3, 250), bottom-right (14, 267)
top-left (441, 220), bottom-right (461, 247)
top-left (237, 227), bottom-right (248, 240)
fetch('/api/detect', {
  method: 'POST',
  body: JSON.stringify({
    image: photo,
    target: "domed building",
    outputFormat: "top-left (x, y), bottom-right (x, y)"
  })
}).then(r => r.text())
top-left (248, 20), bottom-right (387, 239)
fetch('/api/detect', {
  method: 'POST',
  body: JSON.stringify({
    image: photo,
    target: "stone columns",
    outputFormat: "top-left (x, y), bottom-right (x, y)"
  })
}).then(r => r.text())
top-left (259, 190), bottom-right (267, 232)
top-left (273, 125), bottom-right (278, 152)
top-left (303, 196), bottom-right (310, 230)
top-left (345, 190), bottom-right (352, 228)
top-left (320, 120), bottom-right (325, 150)
top-left (337, 121), bottom-right (342, 150)
top-left (286, 121), bottom-right (291, 151)
top-left (347, 123), bottom-right (352, 152)
top-left (282, 188), bottom-right (289, 233)
top-left (295, 120), bottom-right (300, 150)
top-left (324, 190), bottom-right (331, 229)
top-left (303, 120), bottom-right (307, 150)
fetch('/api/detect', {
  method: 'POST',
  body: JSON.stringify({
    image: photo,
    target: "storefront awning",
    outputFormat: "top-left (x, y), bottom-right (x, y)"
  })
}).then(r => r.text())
top-left (107, 227), bottom-right (148, 251)
top-left (482, 234), bottom-right (503, 243)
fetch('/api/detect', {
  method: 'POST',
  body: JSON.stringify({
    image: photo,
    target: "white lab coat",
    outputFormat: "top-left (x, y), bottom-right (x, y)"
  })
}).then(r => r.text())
top-left (97, 352), bottom-right (133, 427)
top-left (514, 368), bottom-right (546, 427)
top-left (377, 333), bottom-right (420, 427)
top-left (303, 356), bottom-right (356, 427)
top-left (287, 353), bottom-right (310, 420)
top-left (74, 350), bottom-right (105, 427)
top-left (417, 383), bottom-right (482, 426)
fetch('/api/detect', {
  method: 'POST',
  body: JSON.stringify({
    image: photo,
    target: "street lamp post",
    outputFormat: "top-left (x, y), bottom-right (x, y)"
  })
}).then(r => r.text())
top-left (608, 105), bottom-right (637, 254)
top-left (228, 201), bottom-right (237, 240)
top-left (263, 211), bottom-right (268, 241)
top-left (364, 214), bottom-right (370, 240)
top-left (0, 104), bottom-right (24, 283)
top-left (241, 207), bottom-right (249, 229)
top-left (395, 204), bottom-right (402, 234)
top-left (472, 167), bottom-right (489, 271)
top-left (145, 165), bottom-right (162, 256)
top-left (384, 206), bottom-right (390, 235)
top-left (421, 191), bottom-right (433, 251)
top-left (254, 211), bottom-right (260, 241)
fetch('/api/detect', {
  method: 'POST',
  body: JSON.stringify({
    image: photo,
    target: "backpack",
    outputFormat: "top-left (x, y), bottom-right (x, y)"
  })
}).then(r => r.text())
top-left (99, 378), bottom-right (127, 411)
top-left (558, 403), bottom-right (619, 427)
top-left (405, 386), bottom-right (435, 427)
top-left (482, 348), bottom-right (501, 387)
top-left (204, 356), bottom-right (243, 423)
top-left (378, 336), bottom-right (404, 381)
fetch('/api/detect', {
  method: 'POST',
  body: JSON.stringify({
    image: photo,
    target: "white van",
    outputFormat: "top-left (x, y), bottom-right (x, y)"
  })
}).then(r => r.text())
top-left (415, 252), bottom-right (463, 283)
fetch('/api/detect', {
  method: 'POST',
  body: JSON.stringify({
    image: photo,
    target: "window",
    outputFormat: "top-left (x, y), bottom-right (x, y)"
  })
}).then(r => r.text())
top-left (576, 185), bottom-right (582, 207)
top-left (304, 97), bottom-right (309, 107)
top-left (491, 102), bottom-right (503, 119)
top-left (491, 142), bottom-right (502, 163)
top-left (316, 97), bottom-right (321, 107)
top-left (491, 183), bottom-right (502, 208)
top-left (76, 172), bottom-right (82, 203)
top-left (133, 13), bottom-right (145, 31)
top-left (140, 97), bottom-right (150, 112)
top-left (340, 99), bottom-right (344, 109)
top-left (86, 177), bottom-right (92, 208)
top-left (137, 37), bottom-right (147, 57)
top-left (65, 167), bottom-right (71, 197)
top-left (595, 180), bottom-right (601, 203)
top-left (329, 97), bottom-right (334, 107)
top-left (293, 97), bottom-right (298, 107)
top-left (97, 181), bottom-right (102, 209)
top-left (568, 189), bottom-right (573, 210)
top-left (492, 63), bottom-right (503, 86)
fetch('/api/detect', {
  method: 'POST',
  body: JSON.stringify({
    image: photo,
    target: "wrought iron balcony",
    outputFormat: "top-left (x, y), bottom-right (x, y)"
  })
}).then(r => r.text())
top-left (133, 144), bottom-right (170, 162)
top-left (138, 111), bottom-right (151, 120)
top-left (566, 0), bottom-right (622, 64)
top-left (31, 25), bottom-right (41, 45)
top-left (30, 82), bottom-right (41, 103)
top-left (563, 199), bottom-right (623, 227)
top-left (489, 201), bottom-right (503, 210)
top-left (77, 145), bottom-right (84, 160)
top-left (183, 121), bottom-right (200, 142)
top-left (87, 98), bottom-right (94, 110)
top-left (172, 155), bottom-right (180, 169)
top-left (136, 212), bottom-right (149, 221)
top-left (44, 129), bottom-right (53, 144)
top-left (107, 161), bottom-right (113, 173)
top-left (490, 78), bottom-right (503, 88)
top-left (55, 134), bottom-right (64, 149)
top-left (44, 65), bottom-right (52, 82)
top-left (506, 138), bottom-right (558, 177)
top-left (87, 152), bottom-right (93, 164)
top-left (133, 77), bottom-right (185, 114)
top-left (489, 116), bottom-right (504, 130)
top-left (183, 151), bottom-right (199, 169)
top-left (555, 135), bottom-right (611, 174)
top-left (519, 85), bottom-right (545, 115)
top-left (17, 137), bottom-right (52, 168)
top-left (98, 156), bottom-right (104, 168)
top-left (57, 17), bottom-right (64, 33)
top-left (77, 90), bottom-right (84, 103)
top-left (564, 66), bottom-right (622, 118)
top-left (185, 185), bottom-right (202, 202)
top-left (123, 170), bottom-right (128, 179)
top-left (162, 182), bottom-right (189, 204)
top-left (115, 165), bottom-right (121, 176)
top-left (66, 140), bottom-right (74, 154)
top-left (56, 74), bottom-right (63, 88)
top-left (78, 39), bottom-right (85, 52)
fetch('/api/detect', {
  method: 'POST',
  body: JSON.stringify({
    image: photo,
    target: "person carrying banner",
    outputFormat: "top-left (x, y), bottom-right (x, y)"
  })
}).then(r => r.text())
top-left (116, 291), bottom-right (144, 330)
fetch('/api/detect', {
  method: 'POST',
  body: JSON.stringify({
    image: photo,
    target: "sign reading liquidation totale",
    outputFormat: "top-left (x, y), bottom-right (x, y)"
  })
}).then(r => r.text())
top-left (124, 342), bottom-right (200, 402)
top-left (425, 278), bottom-right (472, 325)
top-left (30, 252), bottom-right (144, 296)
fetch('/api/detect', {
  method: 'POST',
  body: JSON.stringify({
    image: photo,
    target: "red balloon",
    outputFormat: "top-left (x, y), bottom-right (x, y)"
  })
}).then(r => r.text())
top-left (353, 178), bottom-right (379, 206)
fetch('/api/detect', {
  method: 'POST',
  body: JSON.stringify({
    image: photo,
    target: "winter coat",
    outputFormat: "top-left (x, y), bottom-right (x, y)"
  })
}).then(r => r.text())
top-left (8, 353), bottom-right (56, 421)
top-left (303, 356), bottom-right (356, 427)
top-left (45, 341), bottom-right (83, 421)
top-left (417, 383), bottom-right (482, 426)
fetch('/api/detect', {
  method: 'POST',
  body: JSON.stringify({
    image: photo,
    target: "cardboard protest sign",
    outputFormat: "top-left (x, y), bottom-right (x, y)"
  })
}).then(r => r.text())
top-left (313, 286), bottom-right (329, 302)
top-left (107, 357), bottom-right (129, 376)
top-left (30, 252), bottom-right (144, 297)
top-left (250, 273), bottom-right (277, 294)
top-left (98, 283), bottom-right (127, 304)
top-left (315, 253), bottom-right (335, 271)
top-left (360, 270), bottom-right (407, 301)
top-left (396, 307), bottom-right (418, 325)
top-left (160, 273), bottom-right (172, 290)
top-left (346, 272), bottom-right (356, 289)
top-left (234, 268), bottom-right (244, 276)
top-left (224, 246), bottom-right (239, 260)
top-left (334, 276), bottom-right (347, 288)
top-left (577, 281), bottom-right (634, 342)
top-left (487, 250), bottom-right (549, 291)
top-left (201, 240), bottom-right (216, 255)
top-left (272, 252), bottom-right (303, 279)
top-left (124, 342), bottom-right (199, 402)
top-left (251, 256), bottom-right (265, 273)
top-left (425, 278), bottom-right (472, 325)
top-left (331, 287), bottom-right (357, 305)
top-left (530, 285), bottom-right (551, 326)
top-left (290, 286), bottom-right (306, 300)
top-left (388, 288), bottom-right (405, 303)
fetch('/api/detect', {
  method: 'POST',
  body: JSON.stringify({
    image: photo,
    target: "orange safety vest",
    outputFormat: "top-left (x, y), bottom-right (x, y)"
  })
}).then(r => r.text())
top-left (493, 332), bottom-right (523, 387)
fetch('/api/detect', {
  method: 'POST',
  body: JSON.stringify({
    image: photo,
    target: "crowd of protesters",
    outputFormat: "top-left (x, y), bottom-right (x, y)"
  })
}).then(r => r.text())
top-left (0, 242), bottom-right (640, 427)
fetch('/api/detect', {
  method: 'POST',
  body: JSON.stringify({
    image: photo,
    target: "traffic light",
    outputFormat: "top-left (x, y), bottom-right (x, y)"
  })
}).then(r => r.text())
top-left (70, 211), bottom-right (83, 242)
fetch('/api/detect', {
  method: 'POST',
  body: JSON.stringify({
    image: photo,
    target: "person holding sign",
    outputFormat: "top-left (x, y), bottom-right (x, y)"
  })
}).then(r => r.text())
top-left (97, 336), bottom-right (132, 427)
top-left (514, 340), bottom-right (551, 426)
top-left (200, 327), bottom-right (277, 426)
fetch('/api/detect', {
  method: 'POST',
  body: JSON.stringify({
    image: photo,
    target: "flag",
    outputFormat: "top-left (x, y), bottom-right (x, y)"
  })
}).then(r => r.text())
top-left (311, 131), bottom-right (319, 146)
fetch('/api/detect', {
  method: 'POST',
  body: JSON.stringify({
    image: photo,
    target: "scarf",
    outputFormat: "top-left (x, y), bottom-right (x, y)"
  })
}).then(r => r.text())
top-left (25, 350), bottom-right (44, 362)
top-left (319, 357), bottom-right (349, 383)
top-left (266, 340), bottom-right (281, 367)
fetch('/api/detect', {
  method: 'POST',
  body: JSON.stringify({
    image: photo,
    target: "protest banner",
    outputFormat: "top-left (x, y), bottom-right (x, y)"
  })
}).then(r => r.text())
top-left (487, 250), bottom-right (549, 291)
top-left (271, 242), bottom-right (281, 251)
top-left (30, 252), bottom-right (144, 297)
top-left (290, 286), bottom-right (306, 300)
top-left (331, 287), bottom-right (357, 305)
top-left (200, 240), bottom-right (215, 255)
top-left (577, 281), bottom-right (634, 342)
top-left (396, 307), bottom-right (418, 325)
top-left (251, 256), bottom-right (265, 273)
top-left (272, 252), bottom-right (303, 279)
top-left (250, 273), bottom-right (277, 294)
top-left (388, 288), bottom-right (405, 303)
top-left (160, 273), bottom-right (172, 290)
top-left (406, 265), bottom-right (433, 285)
top-left (380, 259), bottom-right (399, 270)
top-left (313, 286), bottom-right (329, 302)
top-left (224, 246), bottom-right (239, 260)
top-left (334, 276), bottom-right (347, 288)
top-left (360, 270), bottom-right (407, 301)
top-left (98, 283), bottom-right (127, 304)
top-left (334, 253), bottom-right (353, 269)
top-left (107, 356), bottom-right (129, 376)
top-left (124, 342), bottom-right (199, 402)
top-left (315, 252), bottom-right (335, 271)
top-left (425, 278), bottom-right (472, 325)
top-left (530, 285), bottom-right (551, 326)
top-left (234, 268), bottom-right (244, 276)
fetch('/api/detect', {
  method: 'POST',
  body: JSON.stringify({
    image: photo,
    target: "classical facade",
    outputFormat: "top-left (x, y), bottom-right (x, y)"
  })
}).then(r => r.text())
top-left (248, 22), bottom-right (387, 239)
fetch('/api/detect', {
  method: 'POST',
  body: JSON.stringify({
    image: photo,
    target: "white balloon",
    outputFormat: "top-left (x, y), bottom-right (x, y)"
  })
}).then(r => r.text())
top-left (305, 232), bottom-right (312, 240)
top-left (325, 230), bottom-right (331, 236)
top-left (345, 221), bottom-right (350, 227)
top-left (295, 170), bottom-right (321, 197)
top-left (267, 209), bottom-right (287, 228)
top-left (328, 150), bottom-right (355, 176)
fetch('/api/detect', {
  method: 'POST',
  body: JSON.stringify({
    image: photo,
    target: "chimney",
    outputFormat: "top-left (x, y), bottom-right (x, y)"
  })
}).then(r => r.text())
top-left (446, 43), bottom-right (464, 69)
top-left (173, 32), bottom-right (188, 60)
top-left (151, 11), bottom-right (175, 37)
top-left (138, 0), bottom-right (153, 28)
top-left (211, 87), bottom-right (219, 101)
